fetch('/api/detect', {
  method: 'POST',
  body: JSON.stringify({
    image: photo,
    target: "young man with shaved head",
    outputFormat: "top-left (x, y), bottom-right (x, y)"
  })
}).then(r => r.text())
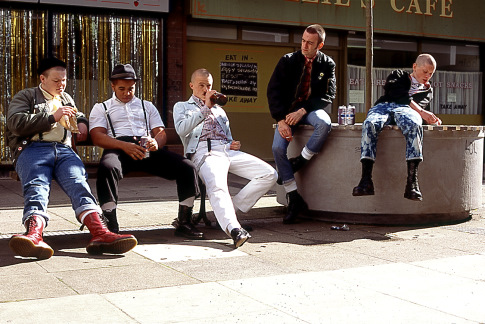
top-left (353, 54), bottom-right (441, 201)
top-left (173, 68), bottom-right (278, 248)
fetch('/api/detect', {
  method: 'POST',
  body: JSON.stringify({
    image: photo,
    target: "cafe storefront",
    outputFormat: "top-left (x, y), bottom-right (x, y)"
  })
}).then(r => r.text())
top-left (0, 0), bottom-right (484, 164)
top-left (186, 0), bottom-right (484, 159)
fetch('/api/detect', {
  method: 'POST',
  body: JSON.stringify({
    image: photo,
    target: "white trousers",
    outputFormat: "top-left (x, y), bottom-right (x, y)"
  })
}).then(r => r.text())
top-left (193, 141), bottom-right (278, 236)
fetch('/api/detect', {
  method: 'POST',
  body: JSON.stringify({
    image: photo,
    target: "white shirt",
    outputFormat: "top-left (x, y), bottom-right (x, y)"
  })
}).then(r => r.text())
top-left (89, 94), bottom-right (164, 138)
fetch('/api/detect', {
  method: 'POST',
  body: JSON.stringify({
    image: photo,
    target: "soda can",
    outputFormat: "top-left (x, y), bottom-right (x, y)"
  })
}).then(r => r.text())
top-left (346, 105), bottom-right (355, 125)
top-left (338, 106), bottom-right (347, 125)
top-left (140, 135), bottom-right (151, 158)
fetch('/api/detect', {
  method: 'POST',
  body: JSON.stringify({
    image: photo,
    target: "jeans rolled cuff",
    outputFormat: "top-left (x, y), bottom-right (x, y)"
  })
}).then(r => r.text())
top-left (22, 211), bottom-right (49, 226)
top-left (75, 205), bottom-right (102, 220)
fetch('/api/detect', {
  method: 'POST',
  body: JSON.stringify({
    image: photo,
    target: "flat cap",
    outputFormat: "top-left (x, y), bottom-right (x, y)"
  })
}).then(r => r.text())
top-left (37, 57), bottom-right (67, 75)
top-left (110, 64), bottom-right (139, 81)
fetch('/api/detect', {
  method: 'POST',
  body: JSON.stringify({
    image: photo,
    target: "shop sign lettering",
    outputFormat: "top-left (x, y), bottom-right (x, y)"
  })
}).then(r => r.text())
top-left (298, 0), bottom-right (453, 18)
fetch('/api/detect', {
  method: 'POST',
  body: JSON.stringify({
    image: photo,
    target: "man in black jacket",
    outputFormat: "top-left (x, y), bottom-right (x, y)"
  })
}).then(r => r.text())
top-left (352, 54), bottom-right (441, 201)
top-left (267, 24), bottom-right (336, 224)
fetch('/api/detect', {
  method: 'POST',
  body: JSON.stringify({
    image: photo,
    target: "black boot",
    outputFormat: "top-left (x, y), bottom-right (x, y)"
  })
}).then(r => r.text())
top-left (103, 210), bottom-right (119, 233)
top-left (276, 155), bottom-right (309, 185)
top-left (288, 154), bottom-right (308, 173)
top-left (174, 205), bottom-right (205, 239)
top-left (352, 159), bottom-right (375, 196)
top-left (284, 190), bottom-right (308, 224)
top-left (404, 160), bottom-right (422, 201)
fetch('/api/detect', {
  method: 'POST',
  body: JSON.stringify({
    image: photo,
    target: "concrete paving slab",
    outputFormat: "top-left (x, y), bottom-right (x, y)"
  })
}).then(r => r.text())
top-left (134, 241), bottom-right (246, 262)
top-left (335, 236), bottom-right (470, 263)
top-left (221, 271), bottom-right (471, 324)
top-left (0, 258), bottom-right (47, 276)
top-left (178, 309), bottom-right (307, 324)
top-left (38, 247), bottom-right (150, 273)
top-left (243, 241), bottom-right (391, 273)
top-left (115, 201), bottom-right (181, 227)
top-left (0, 272), bottom-right (77, 303)
top-left (332, 262), bottom-right (485, 322)
top-left (413, 254), bottom-right (485, 281)
top-left (162, 253), bottom-right (292, 282)
top-left (54, 262), bottom-right (201, 295)
top-left (104, 282), bottom-right (271, 323)
top-left (0, 294), bottom-right (135, 323)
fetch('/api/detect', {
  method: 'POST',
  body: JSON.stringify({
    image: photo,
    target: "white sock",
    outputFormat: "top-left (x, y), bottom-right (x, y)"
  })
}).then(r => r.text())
top-left (180, 196), bottom-right (195, 207)
top-left (301, 146), bottom-right (314, 160)
top-left (283, 180), bottom-right (298, 193)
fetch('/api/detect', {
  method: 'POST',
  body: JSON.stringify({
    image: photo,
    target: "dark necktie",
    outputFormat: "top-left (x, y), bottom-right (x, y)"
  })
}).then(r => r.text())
top-left (297, 60), bottom-right (312, 101)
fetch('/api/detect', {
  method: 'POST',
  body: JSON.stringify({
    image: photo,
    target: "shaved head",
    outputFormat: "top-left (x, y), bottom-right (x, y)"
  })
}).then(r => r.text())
top-left (191, 68), bottom-right (212, 83)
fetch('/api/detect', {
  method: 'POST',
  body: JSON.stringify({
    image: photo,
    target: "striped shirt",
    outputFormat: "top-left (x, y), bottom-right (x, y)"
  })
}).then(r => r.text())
top-left (409, 75), bottom-right (430, 96)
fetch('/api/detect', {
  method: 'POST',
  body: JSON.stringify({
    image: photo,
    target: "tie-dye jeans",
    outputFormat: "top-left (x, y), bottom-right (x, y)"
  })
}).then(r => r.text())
top-left (361, 102), bottom-right (423, 161)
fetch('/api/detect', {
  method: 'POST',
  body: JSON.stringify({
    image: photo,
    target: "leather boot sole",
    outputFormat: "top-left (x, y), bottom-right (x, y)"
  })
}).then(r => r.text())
top-left (404, 191), bottom-right (423, 201)
top-left (9, 236), bottom-right (54, 260)
top-left (234, 235), bottom-right (249, 248)
top-left (174, 223), bottom-right (205, 240)
top-left (352, 188), bottom-right (375, 196)
top-left (86, 237), bottom-right (138, 255)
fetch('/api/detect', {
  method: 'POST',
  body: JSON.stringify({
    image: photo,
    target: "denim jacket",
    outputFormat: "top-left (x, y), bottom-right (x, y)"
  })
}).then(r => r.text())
top-left (173, 96), bottom-right (233, 157)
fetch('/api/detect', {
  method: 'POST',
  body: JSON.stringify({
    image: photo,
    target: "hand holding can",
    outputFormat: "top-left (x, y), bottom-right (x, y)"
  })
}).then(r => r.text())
top-left (139, 136), bottom-right (151, 159)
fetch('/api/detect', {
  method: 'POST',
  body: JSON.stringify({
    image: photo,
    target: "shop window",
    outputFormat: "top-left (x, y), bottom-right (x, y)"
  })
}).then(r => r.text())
top-left (187, 22), bottom-right (237, 40)
top-left (293, 30), bottom-right (339, 47)
top-left (348, 35), bottom-right (418, 68)
top-left (242, 27), bottom-right (289, 43)
top-left (422, 42), bottom-right (480, 72)
top-left (0, 8), bottom-right (45, 164)
top-left (347, 35), bottom-right (482, 119)
top-left (0, 7), bottom-right (162, 164)
top-left (51, 13), bottom-right (162, 163)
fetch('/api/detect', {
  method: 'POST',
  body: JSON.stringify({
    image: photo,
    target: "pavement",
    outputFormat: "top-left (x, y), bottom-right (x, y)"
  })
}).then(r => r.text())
top-left (1, 175), bottom-right (485, 323)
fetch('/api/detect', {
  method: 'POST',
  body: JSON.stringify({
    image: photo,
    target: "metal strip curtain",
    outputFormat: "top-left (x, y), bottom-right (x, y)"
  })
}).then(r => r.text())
top-left (0, 8), bottom-right (161, 164)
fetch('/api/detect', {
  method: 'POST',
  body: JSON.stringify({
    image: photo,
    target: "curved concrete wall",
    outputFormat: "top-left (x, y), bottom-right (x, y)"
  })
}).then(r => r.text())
top-left (276, 124), bottom-right (484, 225)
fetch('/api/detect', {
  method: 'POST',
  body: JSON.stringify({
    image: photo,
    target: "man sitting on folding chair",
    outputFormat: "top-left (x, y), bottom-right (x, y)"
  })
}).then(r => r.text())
top-left (173, 68), bottom-right (278, 248)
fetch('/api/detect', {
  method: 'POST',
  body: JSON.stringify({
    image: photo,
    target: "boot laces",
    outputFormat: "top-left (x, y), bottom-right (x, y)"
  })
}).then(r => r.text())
top-left (80, 213), bottom-right (109, 231)
top-left (26, 217), bottom-right (42, 239)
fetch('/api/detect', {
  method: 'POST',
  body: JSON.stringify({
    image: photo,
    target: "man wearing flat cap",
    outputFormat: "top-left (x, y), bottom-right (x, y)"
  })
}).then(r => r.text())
top-left (6, 57), bottom-right (137, 260)
top-left (89, 64), bottom-right (203, 239)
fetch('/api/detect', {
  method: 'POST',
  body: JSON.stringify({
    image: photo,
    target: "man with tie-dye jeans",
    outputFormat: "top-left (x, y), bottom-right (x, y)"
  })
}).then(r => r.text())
top-left (352, 54), bottom-right (441, 201)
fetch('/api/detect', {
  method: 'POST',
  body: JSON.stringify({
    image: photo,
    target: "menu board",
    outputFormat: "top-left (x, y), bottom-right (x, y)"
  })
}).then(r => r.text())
top-left (220, 62), bottom-right (258, 97)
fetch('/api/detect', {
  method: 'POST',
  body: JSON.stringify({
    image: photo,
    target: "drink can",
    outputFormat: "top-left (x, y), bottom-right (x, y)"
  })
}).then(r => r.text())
top-left (140, 135), bottom-right (151, 158)
top-left (346, 105), bottom-right (355, 125)
top-left (338, 106), bottom-right (347, 125)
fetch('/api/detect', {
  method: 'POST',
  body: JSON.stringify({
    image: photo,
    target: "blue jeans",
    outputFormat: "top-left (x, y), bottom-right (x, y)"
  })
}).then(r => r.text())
top-left (272, 109), bottom-right (332, 184)
top-left (15, 142), bottom-right (101, 225)
top-left (361, 102), bottom-right (423, 161)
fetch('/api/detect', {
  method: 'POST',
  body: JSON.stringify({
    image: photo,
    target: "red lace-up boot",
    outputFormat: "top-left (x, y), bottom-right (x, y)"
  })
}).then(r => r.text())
top-left (9, 215), bottom-right (54, 260)
top-left (82, 212), bottom-right (137, 255)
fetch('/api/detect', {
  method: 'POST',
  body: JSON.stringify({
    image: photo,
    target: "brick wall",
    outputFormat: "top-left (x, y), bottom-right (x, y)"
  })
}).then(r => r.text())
top-left (165, 0), bottom-right (186, 129)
